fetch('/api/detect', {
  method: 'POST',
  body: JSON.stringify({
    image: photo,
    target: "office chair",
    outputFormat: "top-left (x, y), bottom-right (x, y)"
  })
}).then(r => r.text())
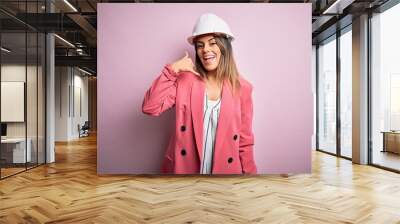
top-left (79, 121), bottom-right (90, 138)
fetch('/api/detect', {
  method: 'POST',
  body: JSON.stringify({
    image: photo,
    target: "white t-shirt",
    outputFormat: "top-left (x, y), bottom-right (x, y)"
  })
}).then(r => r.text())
top-left (200, 93), bottom-right (221, 174)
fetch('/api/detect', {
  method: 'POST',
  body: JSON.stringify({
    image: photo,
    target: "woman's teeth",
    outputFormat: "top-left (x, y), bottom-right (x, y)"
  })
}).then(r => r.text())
top-left (204, 55), bottom-right (216, 64)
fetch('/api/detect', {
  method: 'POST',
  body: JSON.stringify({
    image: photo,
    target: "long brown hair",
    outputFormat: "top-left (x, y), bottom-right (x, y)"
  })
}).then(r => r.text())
top-left (194, 34), bottom-right (240, 93)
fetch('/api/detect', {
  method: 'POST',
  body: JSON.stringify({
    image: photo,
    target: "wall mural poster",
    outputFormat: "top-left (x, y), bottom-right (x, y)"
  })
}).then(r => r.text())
top-left (98, 3), bottom-right (312, 175)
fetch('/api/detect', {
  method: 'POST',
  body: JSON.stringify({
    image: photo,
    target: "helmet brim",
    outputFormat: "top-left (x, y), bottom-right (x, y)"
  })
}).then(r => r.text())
top-left (187, 32), bottom-right (234, 45)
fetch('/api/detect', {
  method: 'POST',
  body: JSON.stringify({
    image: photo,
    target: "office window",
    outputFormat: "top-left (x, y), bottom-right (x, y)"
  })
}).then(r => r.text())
top-left (317, 36), bottom-right (337, 154)
top-left (371, 3), bottom-right (400, 171)
top-left (340, 28), bottom-right (352, 158)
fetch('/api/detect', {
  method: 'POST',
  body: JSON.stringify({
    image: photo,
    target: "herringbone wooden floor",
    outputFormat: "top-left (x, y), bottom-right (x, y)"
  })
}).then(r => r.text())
top-left (1, 134), bottom-right (400, 224)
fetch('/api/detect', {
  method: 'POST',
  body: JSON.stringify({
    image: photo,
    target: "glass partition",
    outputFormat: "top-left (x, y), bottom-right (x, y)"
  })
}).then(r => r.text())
top-left (38, 32), bottom-right (45, 165)
top-left (317, 36), bottom-right (337, 154)
top-left (1, 31), bottom-right (28, 177)
top-left (0, 1), bottom-right (46, 179)
top-left (27, 31), bottom-right (38, 169)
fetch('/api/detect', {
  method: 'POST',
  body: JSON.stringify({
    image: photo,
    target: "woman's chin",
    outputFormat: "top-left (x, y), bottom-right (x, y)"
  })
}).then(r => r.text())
top-left (203, 65), bottom-right (218, 72)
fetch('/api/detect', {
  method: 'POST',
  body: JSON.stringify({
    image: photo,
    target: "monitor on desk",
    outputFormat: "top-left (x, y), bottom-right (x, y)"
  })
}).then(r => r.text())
top-left (1, 123), bottom-right (7, 138)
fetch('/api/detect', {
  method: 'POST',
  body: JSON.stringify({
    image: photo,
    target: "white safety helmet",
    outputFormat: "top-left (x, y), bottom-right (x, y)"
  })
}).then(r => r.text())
top-left (187, 13), bottom-right (234, 45)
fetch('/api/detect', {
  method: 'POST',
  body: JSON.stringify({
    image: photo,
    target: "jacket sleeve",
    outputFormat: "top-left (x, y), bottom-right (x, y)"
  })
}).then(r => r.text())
top-left (142, 64), bottom-right (179, 116)
top-left (239, 84), bottom-right (258, 174)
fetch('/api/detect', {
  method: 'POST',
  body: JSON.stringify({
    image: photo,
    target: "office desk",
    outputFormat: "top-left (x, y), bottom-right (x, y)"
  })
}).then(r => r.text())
top-left (381, 131), bottom-right (400, 154)
top-left (1, 138), bottom-right (32, 163)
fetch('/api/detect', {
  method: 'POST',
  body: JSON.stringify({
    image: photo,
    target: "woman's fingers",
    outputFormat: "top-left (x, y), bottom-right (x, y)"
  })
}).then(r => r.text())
top-left (171, 52), bottom-right (200, 75)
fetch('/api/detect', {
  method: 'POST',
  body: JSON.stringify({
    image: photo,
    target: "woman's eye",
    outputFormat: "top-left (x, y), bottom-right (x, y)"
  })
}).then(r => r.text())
top-left (210, 42), bottom-right (216, 45)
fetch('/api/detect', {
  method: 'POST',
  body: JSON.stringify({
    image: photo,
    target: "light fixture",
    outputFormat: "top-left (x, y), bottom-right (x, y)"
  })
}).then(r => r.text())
top-left (1, 47), bottom-right (11, 53)
top-left (76, 48), bottom-right (85, 55)
top-left (63, 0), bottom-right (78, 12)
top-left (54, 34), bottom-right (75, 48)
top-left (78, 67), bottom-right (93, 76)
top-left (322, 0), bottom-right (355, 15)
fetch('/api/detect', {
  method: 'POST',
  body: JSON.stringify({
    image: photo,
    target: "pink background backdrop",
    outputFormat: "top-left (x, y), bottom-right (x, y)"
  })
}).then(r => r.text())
top-left (97, 3), bottom-right (312, 174)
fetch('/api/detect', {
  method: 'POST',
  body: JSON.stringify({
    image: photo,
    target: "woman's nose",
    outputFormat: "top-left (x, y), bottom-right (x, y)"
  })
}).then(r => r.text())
top-left (203, 44), bottom-right (211, 52)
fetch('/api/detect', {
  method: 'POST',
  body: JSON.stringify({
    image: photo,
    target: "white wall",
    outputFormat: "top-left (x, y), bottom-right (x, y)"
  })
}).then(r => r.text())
top-left (1, 65), bottom-right (26, 135)
top-left (55, 66), bottom-right (70, 141)
top-left (1, 65), bottom-right (42, 138)
top-left (55, 67), bottom-right (89, 141)
top-left (74, 73), bottom-right (88, 137)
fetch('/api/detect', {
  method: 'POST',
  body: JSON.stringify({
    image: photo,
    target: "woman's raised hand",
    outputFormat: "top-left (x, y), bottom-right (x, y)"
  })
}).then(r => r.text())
top-left (171, 52), bottom-right (200, 76)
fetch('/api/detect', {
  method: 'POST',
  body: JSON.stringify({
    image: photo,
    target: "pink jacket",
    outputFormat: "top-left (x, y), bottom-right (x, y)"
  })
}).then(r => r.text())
top-left (142, 64), bottom-right (257, 174)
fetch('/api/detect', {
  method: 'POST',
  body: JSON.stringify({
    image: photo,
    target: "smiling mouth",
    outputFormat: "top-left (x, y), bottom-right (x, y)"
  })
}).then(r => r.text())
top-left (203, 54), bottom-right (216, 65)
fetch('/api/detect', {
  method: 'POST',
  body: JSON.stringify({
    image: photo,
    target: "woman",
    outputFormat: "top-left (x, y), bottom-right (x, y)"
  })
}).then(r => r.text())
top-left (142, 13), bottom-right (257, 174)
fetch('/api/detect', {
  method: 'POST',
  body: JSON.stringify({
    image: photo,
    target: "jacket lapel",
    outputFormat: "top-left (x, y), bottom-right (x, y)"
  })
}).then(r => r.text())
top-left (214, 80), bottom-right (234, 156)
top-left (191, 79), bottom-right (205, 161)
top-left (191, 79), bottom-right (234, 162)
